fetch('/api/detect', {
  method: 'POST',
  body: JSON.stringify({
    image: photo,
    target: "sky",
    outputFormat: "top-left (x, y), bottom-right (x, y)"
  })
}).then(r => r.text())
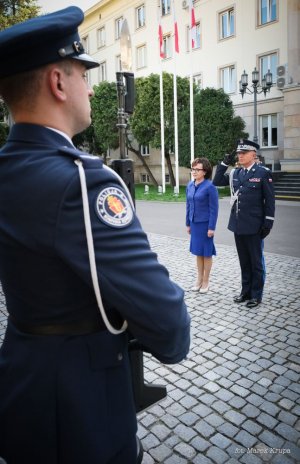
top-left (38, 0), bottom-right (97, 14)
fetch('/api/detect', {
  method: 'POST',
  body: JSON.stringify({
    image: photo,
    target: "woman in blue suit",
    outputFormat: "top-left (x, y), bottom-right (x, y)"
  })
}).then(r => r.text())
top-left (186, 158), bottom-right (219, 293)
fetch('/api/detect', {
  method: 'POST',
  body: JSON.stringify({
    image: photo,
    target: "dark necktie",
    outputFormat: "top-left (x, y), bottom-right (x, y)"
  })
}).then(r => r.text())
top-left (243, 169), bottom-right (248, 176)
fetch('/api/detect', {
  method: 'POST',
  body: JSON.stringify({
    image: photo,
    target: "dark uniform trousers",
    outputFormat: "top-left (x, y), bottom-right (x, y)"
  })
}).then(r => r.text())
top-left (213, 163), bottom-right (275, 302)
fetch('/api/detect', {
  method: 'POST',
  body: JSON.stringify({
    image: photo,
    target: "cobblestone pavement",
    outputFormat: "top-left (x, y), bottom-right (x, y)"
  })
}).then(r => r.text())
top-left (0, 234), bottom-right (299, 464)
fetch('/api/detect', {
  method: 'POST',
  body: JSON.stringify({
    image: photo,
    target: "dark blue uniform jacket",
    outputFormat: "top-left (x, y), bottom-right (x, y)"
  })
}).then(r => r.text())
top-left (213, 163), bottom-right (275, 235)
top-left (0, 123), bottom-right (190, 464)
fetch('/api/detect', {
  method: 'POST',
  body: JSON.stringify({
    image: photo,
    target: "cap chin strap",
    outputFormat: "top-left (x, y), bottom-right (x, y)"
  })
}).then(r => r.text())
top-left (75, 159), bottom-right (128, 335)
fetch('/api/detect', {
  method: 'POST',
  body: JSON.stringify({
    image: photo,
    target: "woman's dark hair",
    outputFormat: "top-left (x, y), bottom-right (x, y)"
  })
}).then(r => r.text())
top-left (192, 157), bottom-right (212, 179)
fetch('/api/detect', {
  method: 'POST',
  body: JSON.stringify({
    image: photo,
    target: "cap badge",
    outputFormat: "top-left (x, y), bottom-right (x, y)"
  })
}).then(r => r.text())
top-left (73, 41), bottom-right (84, 54)
top-left (95, 187), bottom-right (134, 228)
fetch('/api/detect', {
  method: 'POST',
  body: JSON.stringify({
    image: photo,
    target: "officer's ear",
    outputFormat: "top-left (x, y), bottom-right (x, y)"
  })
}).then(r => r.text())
top-left (48, 66), bottom-right (67, 102)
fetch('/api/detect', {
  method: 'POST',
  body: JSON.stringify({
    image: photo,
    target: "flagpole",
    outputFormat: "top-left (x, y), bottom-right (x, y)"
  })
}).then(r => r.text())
top-left (189, 0), bottom-right (195, 165)
top-left (158, 7), bottom-right (166, 193)
top-left (173, 0), bottom-right (179, 194)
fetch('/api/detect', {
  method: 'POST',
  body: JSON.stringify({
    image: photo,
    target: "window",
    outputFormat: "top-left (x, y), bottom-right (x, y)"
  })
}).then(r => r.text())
top-left (81, 36), bottom-right (89, 53)
top-left (137, 45), bottom-right (147, 69)
top-left (98, 61), bottom-right (107, 82)
top-left (163, 34), bottom-right (172, 59)
top-left (161, 0), bottom-right (171, 16)
top-left (260, 114), bottom-right (277, 147)
top-left (193, 73), bottom-right (203, 89)
top-left (136, 4), bottom-right (145, 28)
top-left (259, 0), bottom-right (277, 25)
top-left (97, 27), bottom-right (105, 48)
top-left (219, 8), bottom-right (235, 39)
top-left (220, 65), bottom-right (236, 93)
top-left (259, 52), bottom-right (278, 83)
top-left (194, 23), bottom-right (201, 49)
top-left (115, 17), bottom-right (123, 40)
top-left (141, 173), bottom-right (150, 183)
top-left (116, 54), bottom-right (122, 72)
top-left (140, 145), bottom-right (149, 156)
top-left (187, 22), bottom-right (201, 51)
top-left (165, 174), bottom-right (170, 184)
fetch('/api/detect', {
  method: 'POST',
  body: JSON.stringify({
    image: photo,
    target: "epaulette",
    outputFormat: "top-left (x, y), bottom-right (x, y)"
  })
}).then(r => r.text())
top-left (59, 146), bottom-right (103, 169)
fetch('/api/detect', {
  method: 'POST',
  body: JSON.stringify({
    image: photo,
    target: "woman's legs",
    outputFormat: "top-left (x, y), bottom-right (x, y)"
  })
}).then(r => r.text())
top-left (195, 256), bottom-right (204, 286)
top-left (202, 257), bottom-right (212, 289)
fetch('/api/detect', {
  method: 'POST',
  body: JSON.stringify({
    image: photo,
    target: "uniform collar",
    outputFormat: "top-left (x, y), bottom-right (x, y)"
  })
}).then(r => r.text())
top-left (46, 127), bottom-right (74, 146)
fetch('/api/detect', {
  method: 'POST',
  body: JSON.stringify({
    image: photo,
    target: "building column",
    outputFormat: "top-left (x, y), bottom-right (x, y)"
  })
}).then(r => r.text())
top-left (281, 0), bottom-right (300, 171)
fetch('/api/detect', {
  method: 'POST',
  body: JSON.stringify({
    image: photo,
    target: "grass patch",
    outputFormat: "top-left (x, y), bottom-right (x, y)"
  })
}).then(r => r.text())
top-left (134, 184), bottom-right (230, 201)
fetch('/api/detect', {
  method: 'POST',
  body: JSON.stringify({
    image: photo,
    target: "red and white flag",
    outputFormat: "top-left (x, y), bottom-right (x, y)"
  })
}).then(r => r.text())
top-left (189, 0), bottom-right (196, 49)
top-left (158, 22), bottom-right (164, 58)
top-left (173, 3), bottom-right (179, 53)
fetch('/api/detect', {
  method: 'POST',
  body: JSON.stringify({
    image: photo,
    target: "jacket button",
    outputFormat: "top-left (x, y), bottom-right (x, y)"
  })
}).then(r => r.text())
top-left (117, 353), bottom-right (123, 361)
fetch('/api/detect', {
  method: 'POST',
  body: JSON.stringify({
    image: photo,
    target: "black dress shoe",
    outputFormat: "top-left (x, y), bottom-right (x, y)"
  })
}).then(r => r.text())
top-left (246, 298), bottom-right (261, 308)
top-left (233, 294), bottom-right (250, 303)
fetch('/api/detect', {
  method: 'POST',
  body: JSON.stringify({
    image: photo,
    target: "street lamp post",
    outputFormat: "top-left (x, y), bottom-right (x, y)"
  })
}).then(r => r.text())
top-left (239, 67), bottom-right (273, 144)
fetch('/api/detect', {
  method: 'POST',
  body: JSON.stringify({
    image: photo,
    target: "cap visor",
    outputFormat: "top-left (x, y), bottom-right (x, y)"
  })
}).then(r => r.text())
top-left (73, 53), bottom-right (99, 69)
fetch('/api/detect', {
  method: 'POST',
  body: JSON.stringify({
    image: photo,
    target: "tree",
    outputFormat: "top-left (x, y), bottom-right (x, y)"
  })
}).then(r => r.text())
top-left (87, 81), bottom-right (159, 184)
top-left (179, 87), bottom-right (248, 167)
top-left (89, 81), bottom-right (119, 159)
top-left (130, 73), bottom-right (190, 187)
top-left (0, 0), bottom-right (40, 30)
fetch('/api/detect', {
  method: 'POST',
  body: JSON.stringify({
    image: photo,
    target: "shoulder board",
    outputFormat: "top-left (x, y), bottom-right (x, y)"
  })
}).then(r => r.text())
top-left (59, 146), bottom-right (103, 168)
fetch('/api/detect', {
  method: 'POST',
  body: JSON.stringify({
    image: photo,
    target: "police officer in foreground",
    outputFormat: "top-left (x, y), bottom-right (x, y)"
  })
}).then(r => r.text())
top-left (213, 139), bottom-right (275, 308)
top-left (0, 8), bottom-right (190, 464)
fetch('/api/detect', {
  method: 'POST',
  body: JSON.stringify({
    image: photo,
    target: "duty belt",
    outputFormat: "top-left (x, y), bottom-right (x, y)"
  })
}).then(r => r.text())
top-left (9, 315), bottom-right (106, 336)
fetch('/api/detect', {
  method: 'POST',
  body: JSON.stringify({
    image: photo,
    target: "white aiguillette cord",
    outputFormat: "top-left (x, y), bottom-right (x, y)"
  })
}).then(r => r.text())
top-left (74, 159), bottom-right (128, 335)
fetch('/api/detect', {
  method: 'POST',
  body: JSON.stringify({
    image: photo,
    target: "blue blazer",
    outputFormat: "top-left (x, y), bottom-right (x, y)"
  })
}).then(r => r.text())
top-left (213, 163), bottom-right (275, 235)
top-left (186, 179), bottom-right (219, 230)
top-left (0, 123), bottom-right (190, 464)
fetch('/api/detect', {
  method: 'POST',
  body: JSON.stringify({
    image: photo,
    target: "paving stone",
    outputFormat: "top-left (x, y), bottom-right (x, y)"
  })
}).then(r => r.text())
top-left (173, 423), bottom-right (198, 442)
top-left (194, 420), bottom-right (215, 438)
top-left (148, 443), bottom-right (172, 461)
top-left (210, 432), bottom-right (232, 449)
top-left (234, 430), bottom-right (257, 448)
top-left (190, 436), bottom-right (211, 452)
top-left (224, 410), bottom-right (247, 426)
top-left (242, 420), bottom-right (262, 436)
top-left (206, 446), bottom-right (229, 464)
top-left (192, 455), bottom-right (214, 464)
top-left (256, 412), bottom-right (279, 429)
top-left (174, 442), bottom-right (197, 460)
top-left (275, 423), bottom-right (300, 442)
top-left (258, 430), bottom-right (285, 449)
top-left (241, 404), bottom-right (260, 418)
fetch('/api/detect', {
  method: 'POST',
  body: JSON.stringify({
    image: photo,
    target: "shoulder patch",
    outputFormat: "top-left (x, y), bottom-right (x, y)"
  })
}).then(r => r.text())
top-left (95, 186), bottom-right (134, 228)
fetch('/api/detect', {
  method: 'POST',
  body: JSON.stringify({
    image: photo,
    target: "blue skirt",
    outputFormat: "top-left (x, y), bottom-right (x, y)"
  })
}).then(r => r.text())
top-left (190, 221), bottom-right (216, 257)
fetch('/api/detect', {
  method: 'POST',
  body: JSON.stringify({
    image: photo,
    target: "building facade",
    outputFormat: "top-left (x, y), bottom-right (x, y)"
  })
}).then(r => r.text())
top-left (79, 0), bottom-right (300, 185)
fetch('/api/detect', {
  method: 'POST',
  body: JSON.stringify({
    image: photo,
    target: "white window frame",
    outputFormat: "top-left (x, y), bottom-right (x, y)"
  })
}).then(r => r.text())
top-left (115, 17), bottom-right (123, 40)
top-left (220, 64), bottom-right (236, 94)
top-left (186, 22), bottom-right (201, 51)
top-left (98, 61), bottom-right (107, 82)
top-left (141, 173), bottom-right (150, 183)
top-left (219, 7), bottom-right (235, 40)
top-left (161, 0), bottom-right (171, 16)
top-left (116, 54), bottom-right (122, 72)
top-left (81, 36), bottom-right (89, 53)
top-left (258, 0), bottom-right (277, 25)
top-left (140, 144), bottom-right (149, 156)
top-left (259, 52), bottom-right (278, 83)
top-left (136, 44), bottom-right (147, 69)
top-left (163, 34), bottom-right (172, 59)
top-left (97, 26), bottom-right (106, 48)
top-left (260, 114), bottom-right (278, 147)
top-left (136, 4), bottom-right (145, 29)
top-left (193, 73), bottom-right (203, 90)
